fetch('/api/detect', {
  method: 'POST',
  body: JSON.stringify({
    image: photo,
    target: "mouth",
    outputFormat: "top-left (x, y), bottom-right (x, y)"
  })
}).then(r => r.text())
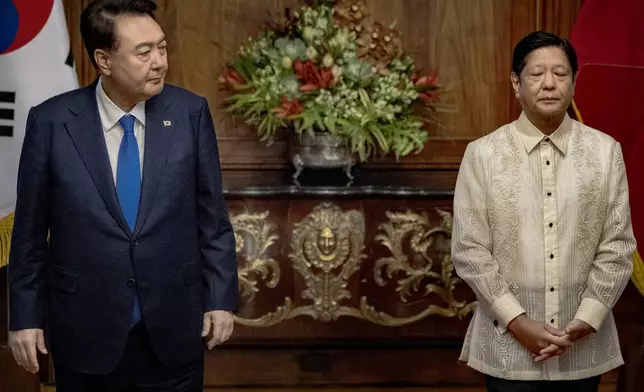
top-left (539, 97), bottom-right (560, 102)
top-left (149, 76), bottom-right (164, 83)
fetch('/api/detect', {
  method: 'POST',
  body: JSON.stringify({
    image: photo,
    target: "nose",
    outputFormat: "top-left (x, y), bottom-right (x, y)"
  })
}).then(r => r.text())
top-left (150, 48), bottom-right (166, 70)
top-left (543, 70), bottom-right (555, 90)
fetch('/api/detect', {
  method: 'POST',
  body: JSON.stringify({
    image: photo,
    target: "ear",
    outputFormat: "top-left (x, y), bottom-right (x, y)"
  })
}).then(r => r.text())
top-left (95, 49), bottom-right (112, 76)
top-left (510, 72), bottom-right (521, 99)
top-left (572, 74), bottom-right (577, 97)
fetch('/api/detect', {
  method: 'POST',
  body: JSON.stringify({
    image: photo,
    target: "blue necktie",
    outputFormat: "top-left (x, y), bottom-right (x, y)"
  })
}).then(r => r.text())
top-left (116, 114), bottom-right (142, 326)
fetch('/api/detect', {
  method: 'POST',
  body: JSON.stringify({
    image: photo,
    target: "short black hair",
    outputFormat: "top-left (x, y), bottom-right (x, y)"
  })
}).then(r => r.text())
top-left (80, 0), bottom-right (157, 68)
top-left (512, 31), bottom-right (578, 77)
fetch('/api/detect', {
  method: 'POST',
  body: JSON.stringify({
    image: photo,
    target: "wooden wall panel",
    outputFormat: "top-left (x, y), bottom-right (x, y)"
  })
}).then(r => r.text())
top-left (62, 0), bottom-right (582, 174)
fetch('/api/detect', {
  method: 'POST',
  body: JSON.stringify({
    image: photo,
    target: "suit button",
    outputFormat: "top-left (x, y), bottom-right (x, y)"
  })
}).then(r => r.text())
top-left (493, 320), bottom-right (499, 326)
top-left (127, 278), bottom-right (136, 287)
top-left (132, 240), bottom-right (140, 247)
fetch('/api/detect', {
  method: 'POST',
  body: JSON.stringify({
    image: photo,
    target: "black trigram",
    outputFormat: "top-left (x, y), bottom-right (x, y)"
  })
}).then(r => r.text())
top-left (0, 91), bottom-right (15, 137)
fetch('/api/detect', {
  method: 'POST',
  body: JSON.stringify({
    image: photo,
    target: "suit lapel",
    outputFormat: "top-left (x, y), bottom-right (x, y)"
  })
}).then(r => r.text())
top-left (64, 81), bottom-right (132, 236)
top-left (134, 90), bottom-right (174, 236)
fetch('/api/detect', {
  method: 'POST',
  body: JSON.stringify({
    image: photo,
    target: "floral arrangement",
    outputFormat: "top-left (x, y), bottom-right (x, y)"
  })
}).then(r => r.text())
top-left (218, 0), bottom-right (443, 162)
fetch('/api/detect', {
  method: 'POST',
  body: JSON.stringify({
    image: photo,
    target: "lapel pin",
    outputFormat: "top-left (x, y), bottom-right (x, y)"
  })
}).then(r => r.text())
top-left (163, 120), bottom-right (171, 127)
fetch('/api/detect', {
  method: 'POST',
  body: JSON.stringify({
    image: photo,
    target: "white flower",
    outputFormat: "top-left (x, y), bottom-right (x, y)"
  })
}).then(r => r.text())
top-left (322, 53), bottom-right (334, 68)
top-left (316, 17), bottom-right (328, 30)
top-left (303, 27), bottom-right (315, 41)
top-left (306, 46), bottom-right (318, 60)
top-left (335, 31), bottom-right (348, 48)
top-left (282, 56), bottom-right (293, 69)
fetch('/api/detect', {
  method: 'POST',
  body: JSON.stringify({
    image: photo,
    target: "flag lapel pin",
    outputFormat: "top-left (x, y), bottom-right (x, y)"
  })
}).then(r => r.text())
top-left (163, 120), bottom-right (171, 127)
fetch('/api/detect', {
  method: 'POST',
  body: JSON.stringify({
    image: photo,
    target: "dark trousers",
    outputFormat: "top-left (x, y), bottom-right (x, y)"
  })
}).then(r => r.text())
top-left (486, 375), bottom-right (601, 392)
top-left (54, 323), bottom-right (204, 392)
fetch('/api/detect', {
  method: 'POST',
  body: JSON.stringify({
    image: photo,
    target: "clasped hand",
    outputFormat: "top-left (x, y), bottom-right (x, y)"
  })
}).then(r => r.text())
top-left (507, 315), bottom-right (594, 362)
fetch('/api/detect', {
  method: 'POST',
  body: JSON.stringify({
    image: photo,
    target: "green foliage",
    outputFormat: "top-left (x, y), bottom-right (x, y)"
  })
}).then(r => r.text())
top-left (219, 3), bottom-right (443, 162)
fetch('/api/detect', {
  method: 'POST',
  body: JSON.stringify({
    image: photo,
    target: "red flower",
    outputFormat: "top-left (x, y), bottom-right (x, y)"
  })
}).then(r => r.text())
top-left (272, 96), bottom-right (304, 118)
top-left (218, 67), bottom-right (246, 90)
top-left (411, 72), bottom-right (439, 103)
top-left (294, 59), bottom-right (334, 92)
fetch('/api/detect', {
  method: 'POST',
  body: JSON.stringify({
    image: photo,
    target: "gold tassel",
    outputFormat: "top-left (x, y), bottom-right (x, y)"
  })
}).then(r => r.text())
top-left (0, 212), bottom-right (14, 268)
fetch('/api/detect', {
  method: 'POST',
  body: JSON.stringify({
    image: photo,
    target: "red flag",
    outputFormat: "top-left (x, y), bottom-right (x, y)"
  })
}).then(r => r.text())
top-left (570, 0), bottom-right (644, 67)
top-left (570, 0), bottom-right (644, 295)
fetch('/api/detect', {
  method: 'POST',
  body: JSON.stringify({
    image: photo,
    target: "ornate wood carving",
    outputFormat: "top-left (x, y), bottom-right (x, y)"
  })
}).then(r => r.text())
top-left (231, 201), bottom-right (476, 327)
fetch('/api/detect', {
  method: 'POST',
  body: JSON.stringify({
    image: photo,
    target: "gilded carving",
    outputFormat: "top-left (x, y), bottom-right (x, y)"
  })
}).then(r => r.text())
top-left (290, 202), bottom-right (366, 322)
top-left (234, 205), bottom-right (476, 328)
top-left (231, 211), bottom-right (280, 303)
top-left (373, 209), bottom-right (476, 319)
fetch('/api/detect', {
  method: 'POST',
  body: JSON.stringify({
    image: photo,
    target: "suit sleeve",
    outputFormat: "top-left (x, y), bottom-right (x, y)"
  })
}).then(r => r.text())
top-left (195, 97), bottom-right (239, 313)
top-left (8, 107), bottom-right (51, 330)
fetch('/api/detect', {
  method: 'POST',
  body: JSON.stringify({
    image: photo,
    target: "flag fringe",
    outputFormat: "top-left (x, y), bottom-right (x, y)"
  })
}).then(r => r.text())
top-left (0, 212), bottom-right (14, 269)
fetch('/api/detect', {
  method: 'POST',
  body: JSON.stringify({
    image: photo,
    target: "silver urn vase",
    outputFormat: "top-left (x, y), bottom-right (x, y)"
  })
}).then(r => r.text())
top-left (289, 131), bottom-right (356, 186)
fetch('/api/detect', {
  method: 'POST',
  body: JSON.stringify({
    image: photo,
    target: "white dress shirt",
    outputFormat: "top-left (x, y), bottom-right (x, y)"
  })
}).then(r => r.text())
top-left (95, 76), bottom-right (146, 184)
top-left (452, 112), bottom-right (636, 380)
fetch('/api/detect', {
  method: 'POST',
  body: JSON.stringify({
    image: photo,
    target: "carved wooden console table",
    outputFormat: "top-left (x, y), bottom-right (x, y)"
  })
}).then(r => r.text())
top-left (204, 185), bottom-right (481, 388)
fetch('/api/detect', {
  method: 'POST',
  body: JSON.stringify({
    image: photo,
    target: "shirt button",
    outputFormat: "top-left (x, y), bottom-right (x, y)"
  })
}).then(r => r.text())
top-left (550, 287), bottom-right (555, 292)
top-left (550, 319), bottom-right (555, 324)
top-left (546, 160), bottom-right (550, 165)
top-left (549, 223), bottom-right (553, 228)
top-left (127, 278), bottom-right (136, 287)
top-left (547, 192), bottom-right (552, 197)
top-left (545, 137), bottom-right (551, 142)
top-left (493, 320), bottom-right (499, 326)
top-left (550, 254), bottom-right (554, 259)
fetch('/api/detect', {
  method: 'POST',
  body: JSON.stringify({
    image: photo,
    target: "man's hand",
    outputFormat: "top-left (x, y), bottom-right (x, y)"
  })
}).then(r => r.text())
top-left (9, 329), bottom-right (47, 374)
top-left (533, 319), bottom-right (595, 362)
top-left (508, 315), bottom-right (571, 360)
top-left (563, 318), bottom-right (595, 342)
top-left (202, 310), bottom-right (234, 350)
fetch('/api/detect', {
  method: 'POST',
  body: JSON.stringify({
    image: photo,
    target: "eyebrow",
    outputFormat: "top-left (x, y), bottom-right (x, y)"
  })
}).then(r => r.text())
top-left (135, 36), bottom-right (166, 51)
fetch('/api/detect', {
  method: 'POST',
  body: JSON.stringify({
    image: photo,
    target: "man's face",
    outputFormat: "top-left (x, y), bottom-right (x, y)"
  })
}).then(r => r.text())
top-left (512, 46), bottom-right (574, 119)
top-left (101, 14), bottom-right (168, 101)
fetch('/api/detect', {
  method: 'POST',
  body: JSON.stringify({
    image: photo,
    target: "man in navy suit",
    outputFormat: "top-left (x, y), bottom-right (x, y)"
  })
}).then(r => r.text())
top-left (8, 0), bottom-right (239, 390)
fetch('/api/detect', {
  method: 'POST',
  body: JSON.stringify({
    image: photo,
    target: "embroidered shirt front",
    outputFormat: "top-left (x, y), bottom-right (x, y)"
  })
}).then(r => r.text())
top-left (452, 112), bottom-right (636, 380)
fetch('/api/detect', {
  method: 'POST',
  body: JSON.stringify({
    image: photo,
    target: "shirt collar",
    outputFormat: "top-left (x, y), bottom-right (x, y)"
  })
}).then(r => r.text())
top-left (96, 76), bottom-right (146, 132)
top-left (515, 111), bottom-right (572, 155)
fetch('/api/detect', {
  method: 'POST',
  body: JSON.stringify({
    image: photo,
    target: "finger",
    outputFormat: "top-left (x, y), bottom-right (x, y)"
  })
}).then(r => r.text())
top-left (223, 320), bottom-right (234, 343)
top-left (25, 340), bottom-right (39, 373)
top-left (539, 344), bottom-right (560, 356)
top-left (36, 331), bottom-right (48, 355)
top-left (565, 321), bottom-right (580, 334)
top-left (534, 353), bottom-right (551, 362)
top-left (202, 314), bottom-right (212, 338)
top-left (546, 334), bottom-right (572, 348)
top-left (207, 326), bottom-right (221, 350)
top-left (545, 324), bottom-right (566, 337)
top-left (207, 320), bottom-right (224, 350)
top-left (17, 341), bottom-right (32, 372)
top-left (213, 322), bottom-right (225, 347)
top-left (10, 343), bottom-right (26, 370)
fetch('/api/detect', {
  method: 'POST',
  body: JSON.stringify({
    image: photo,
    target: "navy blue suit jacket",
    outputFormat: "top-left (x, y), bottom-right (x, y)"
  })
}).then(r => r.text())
top-left (8, 80), bottom-right (239, 374)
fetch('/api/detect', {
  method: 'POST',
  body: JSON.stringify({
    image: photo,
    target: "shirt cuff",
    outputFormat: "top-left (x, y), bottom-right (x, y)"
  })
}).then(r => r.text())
top-left (490, 293), bottom-right (525, 334)
top-left (574, 297), bottom-right (609, 332)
